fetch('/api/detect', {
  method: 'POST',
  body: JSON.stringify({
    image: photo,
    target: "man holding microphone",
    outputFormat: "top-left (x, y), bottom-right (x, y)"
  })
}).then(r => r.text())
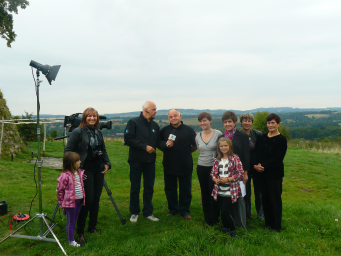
top-left (160, 109), bottom-right (197, 220)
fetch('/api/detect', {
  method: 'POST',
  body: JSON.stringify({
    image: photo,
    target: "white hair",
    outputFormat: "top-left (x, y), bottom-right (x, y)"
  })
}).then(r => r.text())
top-left (142, 101), bottom-right (150, 111)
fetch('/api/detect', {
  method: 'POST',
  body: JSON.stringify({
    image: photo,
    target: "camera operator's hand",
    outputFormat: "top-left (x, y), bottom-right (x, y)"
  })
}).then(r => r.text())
top-left (102, 164), bottom-right (109, 174)
top-left (146, 145), bottom-right (155, 154)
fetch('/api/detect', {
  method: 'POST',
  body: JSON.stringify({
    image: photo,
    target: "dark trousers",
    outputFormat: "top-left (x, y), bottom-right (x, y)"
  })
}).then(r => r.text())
top-left (218, 196), bottom-right (236, 231)
top-left (164, 172), bottom-right (192, 216)
top-left (65, 199), bottom-right (82, 242)
top-left (129, 161), bottom-right (155, 217)
top-left (197, 165), bottom-right (219, 225)
top-left (245, 171), bottom-right (264, 218)
top-left (260, 176), bottom-right (283, 231)
top-left (77, 169), bottom-right (104, 234)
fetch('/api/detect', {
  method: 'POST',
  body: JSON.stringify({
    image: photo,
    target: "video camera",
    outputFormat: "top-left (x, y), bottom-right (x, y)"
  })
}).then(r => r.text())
top-left (64, 113), bottom-right (112, 132)
top-left (54, 113), bottom-right (112, 141)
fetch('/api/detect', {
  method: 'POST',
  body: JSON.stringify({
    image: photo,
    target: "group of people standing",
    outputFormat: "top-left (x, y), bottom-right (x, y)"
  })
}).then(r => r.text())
top-left (56, 101), bottom-right (287, 247)
top-left (124, 101), bottom-right (287, 238)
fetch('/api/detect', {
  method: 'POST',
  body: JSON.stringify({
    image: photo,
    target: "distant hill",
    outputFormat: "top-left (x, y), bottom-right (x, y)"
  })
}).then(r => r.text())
top-left (103, 107), bottom-right (341, 117)
top-left (28, 107), bottom-right (341, 118)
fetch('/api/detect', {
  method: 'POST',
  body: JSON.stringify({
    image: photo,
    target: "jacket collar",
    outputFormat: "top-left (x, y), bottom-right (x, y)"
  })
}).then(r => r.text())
top-left (170, 121), bottom-right (183, 129)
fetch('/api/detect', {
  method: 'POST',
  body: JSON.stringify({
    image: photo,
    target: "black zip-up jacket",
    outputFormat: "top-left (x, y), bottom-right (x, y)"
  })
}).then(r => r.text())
top-left (124, 112), bottom-right (167, 163)
top-left (64, 127), bottom-right (111, 169)
top-left (160, 122), bottom-right (197, 176)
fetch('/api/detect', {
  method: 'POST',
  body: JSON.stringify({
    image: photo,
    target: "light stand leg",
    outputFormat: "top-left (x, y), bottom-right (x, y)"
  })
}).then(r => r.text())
top-left (0, 71), bottom-right (68, 256)
top-left (41, 214), bottom-right (67, 255)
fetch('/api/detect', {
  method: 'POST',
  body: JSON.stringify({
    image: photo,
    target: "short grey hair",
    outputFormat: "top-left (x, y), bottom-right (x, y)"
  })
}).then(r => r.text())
top-left (239, 113), bottom-right (254, 123)
top-left (142, 101), bottom-right (150, 111)
top-left (169, 109), bottom-right (181, 115)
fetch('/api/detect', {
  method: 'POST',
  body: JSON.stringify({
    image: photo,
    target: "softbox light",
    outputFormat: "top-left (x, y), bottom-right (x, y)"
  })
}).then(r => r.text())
top-left (29, 60), bottom-right (61, 85)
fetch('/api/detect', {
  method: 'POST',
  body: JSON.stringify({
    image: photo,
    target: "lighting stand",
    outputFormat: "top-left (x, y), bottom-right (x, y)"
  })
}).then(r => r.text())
top-left (0, 70), bottom-right (67, 256)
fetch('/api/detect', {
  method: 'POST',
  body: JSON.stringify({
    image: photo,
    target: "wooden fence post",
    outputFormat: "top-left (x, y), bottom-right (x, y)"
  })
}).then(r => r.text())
top-left (0, 117), bottom-right (4, 160)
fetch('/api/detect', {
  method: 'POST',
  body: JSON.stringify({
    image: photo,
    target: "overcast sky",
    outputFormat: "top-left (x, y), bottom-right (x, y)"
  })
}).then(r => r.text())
top-left (1, 0), bottom-right (340, 116)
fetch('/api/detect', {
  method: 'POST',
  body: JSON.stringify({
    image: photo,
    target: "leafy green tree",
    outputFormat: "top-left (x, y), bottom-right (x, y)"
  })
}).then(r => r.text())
top-left (252, 111), bottom-right (269, 133)
top-left (50, 129), bottom-right (58, 138)
top-left (1, 0), bottom-right (29, 47)
top-left (279, 125), bottom-right (290, 140)
top-left (253, 111), bottom-right (290, 139)
top-left (16, 111), bottom-right (43, 141)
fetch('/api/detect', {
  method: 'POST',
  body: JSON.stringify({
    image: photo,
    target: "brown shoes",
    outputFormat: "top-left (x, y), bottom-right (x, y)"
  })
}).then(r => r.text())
top-left (166, 213), bottom-right (174, 217)
top-left (183, 214), bottom-right (192, 220)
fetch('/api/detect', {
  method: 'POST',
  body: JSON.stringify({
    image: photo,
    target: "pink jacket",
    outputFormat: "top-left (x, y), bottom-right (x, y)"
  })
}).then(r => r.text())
top-left (57, 170), bottom-right (85, 208)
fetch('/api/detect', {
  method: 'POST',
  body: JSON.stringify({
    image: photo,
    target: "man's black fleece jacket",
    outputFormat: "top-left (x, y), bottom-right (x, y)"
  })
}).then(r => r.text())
top-left (124, 112), bottom-right (167, 163)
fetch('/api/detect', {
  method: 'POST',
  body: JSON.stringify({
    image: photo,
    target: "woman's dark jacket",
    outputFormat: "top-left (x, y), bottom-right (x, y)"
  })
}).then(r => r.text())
top-left (219, 129), bottom-right (250, 171)
top-left (249, 129), bottom-right (262, 175)
top-left (64, 127), bottom-right (111, 169)
top-left (255, 134), bottom-right (287, 179)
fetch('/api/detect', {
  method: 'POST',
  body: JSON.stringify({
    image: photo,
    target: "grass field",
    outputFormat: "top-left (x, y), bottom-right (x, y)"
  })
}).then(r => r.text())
top-left (305, 114), bottom-right (330, 119)
top-left (0, 141), bottom-right (340, 256)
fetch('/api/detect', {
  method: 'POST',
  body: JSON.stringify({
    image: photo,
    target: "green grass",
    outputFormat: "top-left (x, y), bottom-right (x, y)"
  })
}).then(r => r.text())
top-left (0, 142), bottom-right (340, 255)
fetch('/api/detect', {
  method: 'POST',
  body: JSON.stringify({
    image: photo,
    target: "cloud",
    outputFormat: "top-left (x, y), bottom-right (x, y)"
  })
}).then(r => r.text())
top-left (1, 0), bottom-right (340, 115)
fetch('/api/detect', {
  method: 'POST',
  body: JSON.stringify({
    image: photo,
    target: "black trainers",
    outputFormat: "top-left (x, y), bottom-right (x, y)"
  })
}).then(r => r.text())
top-left (78, 234), bottom-right (87, 245)
top-left (88, 227), bottom-right (97, 233)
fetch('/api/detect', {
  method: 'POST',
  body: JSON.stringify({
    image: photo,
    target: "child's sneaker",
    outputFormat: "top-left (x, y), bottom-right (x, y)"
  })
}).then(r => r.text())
top-left (69, 241), bottom-right (81, 247)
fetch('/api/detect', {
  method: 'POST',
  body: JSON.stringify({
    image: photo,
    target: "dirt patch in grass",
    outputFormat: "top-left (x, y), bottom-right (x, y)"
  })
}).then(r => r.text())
top-left (300, 187), bottom-right (314, 193)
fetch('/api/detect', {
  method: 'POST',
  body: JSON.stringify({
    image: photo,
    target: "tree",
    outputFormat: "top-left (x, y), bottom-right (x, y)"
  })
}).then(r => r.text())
top-left (253, 111), bottom-right (290, 139)
top-left (279, 125), bottom-right (290, 140)
top-left (50, 129), bottom-right (58, 138)
top-left (16, 111), bottom-right (43, 141)
top-left (1, 0), bottom-right (29, 47)
top-left (252, 111), bottom-right (269, 133)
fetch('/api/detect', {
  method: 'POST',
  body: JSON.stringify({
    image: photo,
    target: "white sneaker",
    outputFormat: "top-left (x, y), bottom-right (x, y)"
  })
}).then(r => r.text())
top-left (130, 214), bottom-right (139, 223)
top-left (69, 241), bottom-right (81, 247)
top-left (146, 215), bottom-right (159, 221)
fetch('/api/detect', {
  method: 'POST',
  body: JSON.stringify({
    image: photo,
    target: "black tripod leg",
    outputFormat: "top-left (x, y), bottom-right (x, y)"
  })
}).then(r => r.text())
top-left (103, 179), bottom-right (126, 225)
top-left (49, 202), bottom-right (60, 226)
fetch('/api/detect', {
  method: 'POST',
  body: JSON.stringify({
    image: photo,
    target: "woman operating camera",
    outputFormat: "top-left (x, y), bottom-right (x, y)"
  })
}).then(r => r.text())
top-left (64, 107), bottom-right (111, 245)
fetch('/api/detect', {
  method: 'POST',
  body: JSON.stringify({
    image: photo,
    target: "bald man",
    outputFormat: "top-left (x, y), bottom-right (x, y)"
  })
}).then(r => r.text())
top-left (124, 101), bottom-right (168, 223)
top-left (160, 109), bottom-right (197, 220)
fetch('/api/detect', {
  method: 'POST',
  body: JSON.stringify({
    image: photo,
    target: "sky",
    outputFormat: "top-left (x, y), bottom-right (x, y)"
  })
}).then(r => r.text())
top-left (1, 0), bottom-right (341, 116)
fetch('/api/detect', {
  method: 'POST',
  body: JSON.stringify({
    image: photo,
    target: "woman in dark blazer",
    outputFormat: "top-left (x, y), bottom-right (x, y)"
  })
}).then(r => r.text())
top-left (240, 113), bottom-right (264, 220)
top-left (219, 111), bottom-right (250, 230)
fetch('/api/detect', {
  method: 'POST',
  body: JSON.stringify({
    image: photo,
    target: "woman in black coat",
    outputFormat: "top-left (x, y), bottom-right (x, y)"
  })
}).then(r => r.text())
top-left (65, 107), bottom-right (111, 244)
top-left (254, 113), bottom-right (287, 232)
top-left (240, 113), bottom-right (264, 220)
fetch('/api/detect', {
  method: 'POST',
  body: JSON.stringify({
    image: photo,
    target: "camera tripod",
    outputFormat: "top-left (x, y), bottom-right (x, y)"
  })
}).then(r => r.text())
top-left (49, 178), bottom-right (126, 226)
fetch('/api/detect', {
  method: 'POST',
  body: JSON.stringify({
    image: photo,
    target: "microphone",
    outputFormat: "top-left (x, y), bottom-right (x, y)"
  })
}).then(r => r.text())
top-left (168, 134), bottom-right (176, 141)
